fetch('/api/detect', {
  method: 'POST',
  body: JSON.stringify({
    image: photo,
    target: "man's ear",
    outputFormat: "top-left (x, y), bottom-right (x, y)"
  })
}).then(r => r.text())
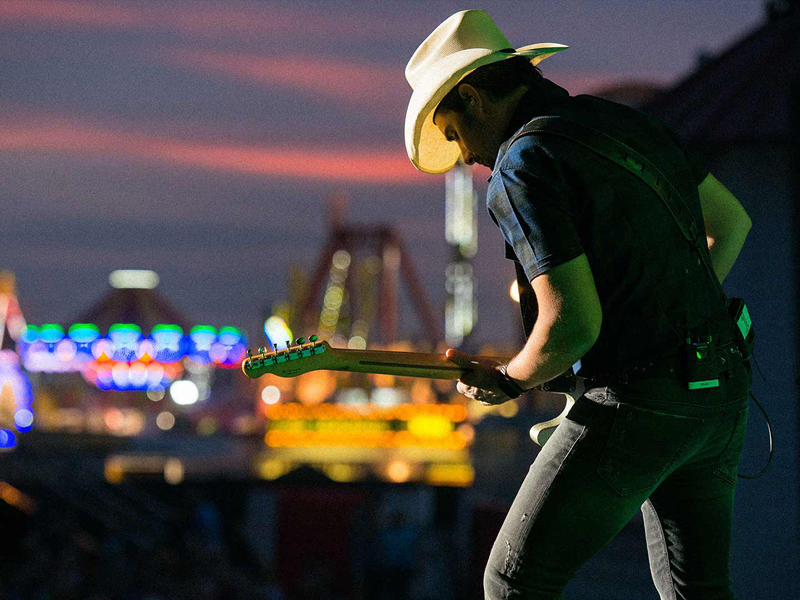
top-left (459, 84), bottom-right (480, 111)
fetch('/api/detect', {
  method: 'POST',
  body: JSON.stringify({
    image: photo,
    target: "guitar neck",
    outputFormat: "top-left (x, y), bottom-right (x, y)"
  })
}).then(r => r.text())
top-left (330, 348), bottom-right (510, 380)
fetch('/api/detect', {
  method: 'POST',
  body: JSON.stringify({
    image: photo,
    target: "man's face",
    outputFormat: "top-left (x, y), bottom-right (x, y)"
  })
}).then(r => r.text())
top-left (434, 88), bottom-right (502, 169)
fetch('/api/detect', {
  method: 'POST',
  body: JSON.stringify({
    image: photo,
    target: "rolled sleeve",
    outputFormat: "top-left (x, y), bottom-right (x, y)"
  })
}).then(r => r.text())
top-left (488, 166), bottom-right (584, 282)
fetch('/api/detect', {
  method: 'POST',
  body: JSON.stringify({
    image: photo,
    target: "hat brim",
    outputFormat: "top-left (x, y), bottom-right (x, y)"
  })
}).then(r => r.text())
top-left (405, 43), bottom-right (568, 174)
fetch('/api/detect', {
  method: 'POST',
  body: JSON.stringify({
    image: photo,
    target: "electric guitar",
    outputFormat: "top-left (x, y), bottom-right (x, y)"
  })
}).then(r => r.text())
top-left (242, 335), bottom-right (581, 446)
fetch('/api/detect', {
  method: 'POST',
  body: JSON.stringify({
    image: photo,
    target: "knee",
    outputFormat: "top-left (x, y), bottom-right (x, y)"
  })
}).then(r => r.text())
top-left (483, 560), bottom-right (503, 600)
top-left (483, 545), bottom-right (510, 600)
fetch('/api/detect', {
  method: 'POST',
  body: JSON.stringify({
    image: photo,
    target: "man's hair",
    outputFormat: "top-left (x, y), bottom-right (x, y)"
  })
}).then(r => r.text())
top-left (435, 54), bottom-right (543, 119)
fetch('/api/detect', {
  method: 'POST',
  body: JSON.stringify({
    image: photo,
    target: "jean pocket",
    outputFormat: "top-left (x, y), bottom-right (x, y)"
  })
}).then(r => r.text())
top-left (713, 405), bottom-right (749, 485)
top-left (597, 404), bottom-right (704, 496)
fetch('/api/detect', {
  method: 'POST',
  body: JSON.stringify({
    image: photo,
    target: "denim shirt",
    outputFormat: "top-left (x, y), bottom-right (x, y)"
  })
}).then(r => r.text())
top-left (486, 79), bottom-right (733, 376)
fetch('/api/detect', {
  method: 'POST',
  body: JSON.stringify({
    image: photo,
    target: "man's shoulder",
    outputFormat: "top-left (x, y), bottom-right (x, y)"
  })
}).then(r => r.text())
top-left (494, 94), bottom-right (673, 174)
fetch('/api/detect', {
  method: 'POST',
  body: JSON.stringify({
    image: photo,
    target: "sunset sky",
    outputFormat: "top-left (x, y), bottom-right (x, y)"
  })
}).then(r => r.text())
top-left (1, 0), bottom-right (767, 347)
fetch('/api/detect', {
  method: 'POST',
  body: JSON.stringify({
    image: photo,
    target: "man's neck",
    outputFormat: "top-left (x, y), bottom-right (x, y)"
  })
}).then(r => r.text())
top-left (497, 85), bottom-right (533, 140)
top-left (501, 78), bottom-right (570, 142)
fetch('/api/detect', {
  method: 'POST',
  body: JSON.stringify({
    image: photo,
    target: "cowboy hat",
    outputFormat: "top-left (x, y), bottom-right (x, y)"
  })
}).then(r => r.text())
top-left (405, 10), bottom-right (567, 174)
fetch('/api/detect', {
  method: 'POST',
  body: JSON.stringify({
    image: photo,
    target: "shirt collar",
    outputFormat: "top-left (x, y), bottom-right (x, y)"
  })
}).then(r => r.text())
top-left (488, 78), bottom-right (570, 181)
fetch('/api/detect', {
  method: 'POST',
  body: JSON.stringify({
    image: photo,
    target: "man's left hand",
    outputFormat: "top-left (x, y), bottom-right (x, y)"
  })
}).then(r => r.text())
top-left (445, 348), bottom-right (512, 406)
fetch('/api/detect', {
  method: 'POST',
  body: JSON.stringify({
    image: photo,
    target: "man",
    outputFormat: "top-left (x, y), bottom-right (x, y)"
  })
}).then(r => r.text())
top-left (405, 10), bottom-right (753, 600)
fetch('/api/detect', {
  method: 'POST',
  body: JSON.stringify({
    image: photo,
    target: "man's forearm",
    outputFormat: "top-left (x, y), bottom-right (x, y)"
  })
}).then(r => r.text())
top-left (707, 222), bottom-right (750, 283)
top-left (504, 323), bottom-right (592, 391)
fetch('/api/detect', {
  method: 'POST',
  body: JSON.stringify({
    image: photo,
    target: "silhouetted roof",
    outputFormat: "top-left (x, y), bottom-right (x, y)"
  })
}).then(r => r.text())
top-left (643, 5), bottom-right (799, 144)
top-left (590, 82), bottom-right (664, 109)
top-left (73, 287), bottom-right (193, 333)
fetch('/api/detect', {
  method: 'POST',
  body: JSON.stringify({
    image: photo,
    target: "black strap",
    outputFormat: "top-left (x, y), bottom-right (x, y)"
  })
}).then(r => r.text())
top-left (508, 116), bottom-right (727, 304)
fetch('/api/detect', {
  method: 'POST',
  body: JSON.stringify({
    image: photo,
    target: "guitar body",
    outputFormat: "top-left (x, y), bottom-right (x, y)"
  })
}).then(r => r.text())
top-left (242, 337), bottom-right (580, 447)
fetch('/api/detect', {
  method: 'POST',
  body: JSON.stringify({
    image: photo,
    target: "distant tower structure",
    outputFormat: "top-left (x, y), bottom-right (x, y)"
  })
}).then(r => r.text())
top-left (444, 159), bottom-right (478, 348)
top-left (299, 193), bottom-right (441, 347)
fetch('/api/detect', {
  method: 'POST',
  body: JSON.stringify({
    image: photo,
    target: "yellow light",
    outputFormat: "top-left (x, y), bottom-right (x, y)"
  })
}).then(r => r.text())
top-left (104, 458), bottom-right (124, 484)
top-left (347, 335), bottom-right (367, 350)
top-left (257, 460), bottom-right (290, 480)
top-left (457, 423), bottom-right (475, 444)
top-left (426, 463), bottom-right (474, 487)
top-left (510, 279), bottom-right (520, 303)
top-left (498, 400), bottom-right (519, 418)
top-left (407, 415), bottom-right (453, 438)
top-left (323, 463), bottom-right (358, 482)
top-left (164, 459), bottom-right (184, 485)
top-left (332, 250), bottom-right (351, 270)
top-left (386, 460), bottom-right (411, 483)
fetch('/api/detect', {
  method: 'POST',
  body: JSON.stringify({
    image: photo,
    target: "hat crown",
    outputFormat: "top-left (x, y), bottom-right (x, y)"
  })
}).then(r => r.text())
top-left (405, 10), bottom-right (511, 89)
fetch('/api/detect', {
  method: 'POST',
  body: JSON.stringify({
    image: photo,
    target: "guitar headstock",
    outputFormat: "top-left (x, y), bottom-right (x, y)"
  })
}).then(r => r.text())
top-left (241, 335), bottom-right (338, 379)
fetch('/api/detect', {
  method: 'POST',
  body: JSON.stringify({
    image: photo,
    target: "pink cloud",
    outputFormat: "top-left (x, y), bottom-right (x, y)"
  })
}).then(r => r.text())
top-left (0, 0), bottom-right (422, 41)
top-left (0, 110), bottom-right (431, 186)
top-left (161, 48), bottom-right (409, 113)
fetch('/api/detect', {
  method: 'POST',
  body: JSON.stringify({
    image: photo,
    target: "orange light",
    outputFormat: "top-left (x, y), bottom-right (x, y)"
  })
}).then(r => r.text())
top-left (103, 408), bottom-right (124, 432)
top-left (386, 460), bottom-right (411, 483)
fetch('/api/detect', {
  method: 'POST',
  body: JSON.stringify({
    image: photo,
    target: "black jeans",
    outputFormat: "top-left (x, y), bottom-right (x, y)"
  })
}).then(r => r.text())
top-left (484, 361), bottom-right (751, 599)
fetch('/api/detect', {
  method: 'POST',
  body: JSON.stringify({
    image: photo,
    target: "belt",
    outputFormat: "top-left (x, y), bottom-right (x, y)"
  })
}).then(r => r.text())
top-left (583, 342), bottom-right (745, 388)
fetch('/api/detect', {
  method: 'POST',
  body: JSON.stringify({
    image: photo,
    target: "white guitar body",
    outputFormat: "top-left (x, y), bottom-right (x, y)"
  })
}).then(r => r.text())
top-left (529, 378), bottom-right (584, 446)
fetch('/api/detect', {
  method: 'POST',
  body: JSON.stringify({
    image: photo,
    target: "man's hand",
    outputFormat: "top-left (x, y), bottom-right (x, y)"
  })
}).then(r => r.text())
top-left (445, 348), bottom-right (511, 405)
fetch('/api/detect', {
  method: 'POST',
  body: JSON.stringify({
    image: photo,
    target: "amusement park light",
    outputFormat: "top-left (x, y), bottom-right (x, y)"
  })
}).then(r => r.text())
top-left (109, 270), bottom-right (159, 289)
top-left (170, 380), bottom-right (199, 405)
top-left (264, 316), bottom-right (293, 351)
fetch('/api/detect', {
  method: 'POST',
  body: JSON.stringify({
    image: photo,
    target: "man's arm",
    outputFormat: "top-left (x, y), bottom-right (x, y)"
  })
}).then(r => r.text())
top-left (505, 253), bottom-right (602, 389)
top-left (699, 172), bottom-right (752, 283)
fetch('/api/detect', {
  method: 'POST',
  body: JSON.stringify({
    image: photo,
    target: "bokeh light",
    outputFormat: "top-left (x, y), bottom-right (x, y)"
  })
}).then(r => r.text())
top-left (170, 380), bottom-right (199, 405)
top-left (264, 316), bottom-right (293, 351)
top-left (156, 411), bottom-right (176, 431)
top-left (261, 385), bottom-right (281, 405)
top-left (0, 429), bottom-right (17, 449)
top-left (187, 325), bottom-right (217, 364)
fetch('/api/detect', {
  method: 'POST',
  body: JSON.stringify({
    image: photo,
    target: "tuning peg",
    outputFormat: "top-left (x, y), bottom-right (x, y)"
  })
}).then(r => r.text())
top-left (309, 335), bottom-right (318, 343)
top-left (258, 346), bottom-right (267, 354)
top-left (296, 337), bottom-right (306, 345)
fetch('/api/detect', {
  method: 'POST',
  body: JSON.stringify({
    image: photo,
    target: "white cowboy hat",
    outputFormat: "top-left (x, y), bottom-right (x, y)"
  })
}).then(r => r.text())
top-left (405, 10), bottom-right (568, 174)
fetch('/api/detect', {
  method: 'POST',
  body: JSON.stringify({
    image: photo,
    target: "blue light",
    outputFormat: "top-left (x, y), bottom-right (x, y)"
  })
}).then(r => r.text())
top-left (20, 325), bottom-right (40, 344)
top-left (188, 325), bottom-right (217, 364)
top-left (0, 429), bottom-right (16, 449)
top-left (151, 325), bottom-right (186, 363)
top-left (39, 324), bottom-right (65, 344)
top-left (108, 324), bottom-right (142, 362)
top-left (67, 323), bottom-right (101, 344)
top-left (14, 409), bottom-right (34, 433)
